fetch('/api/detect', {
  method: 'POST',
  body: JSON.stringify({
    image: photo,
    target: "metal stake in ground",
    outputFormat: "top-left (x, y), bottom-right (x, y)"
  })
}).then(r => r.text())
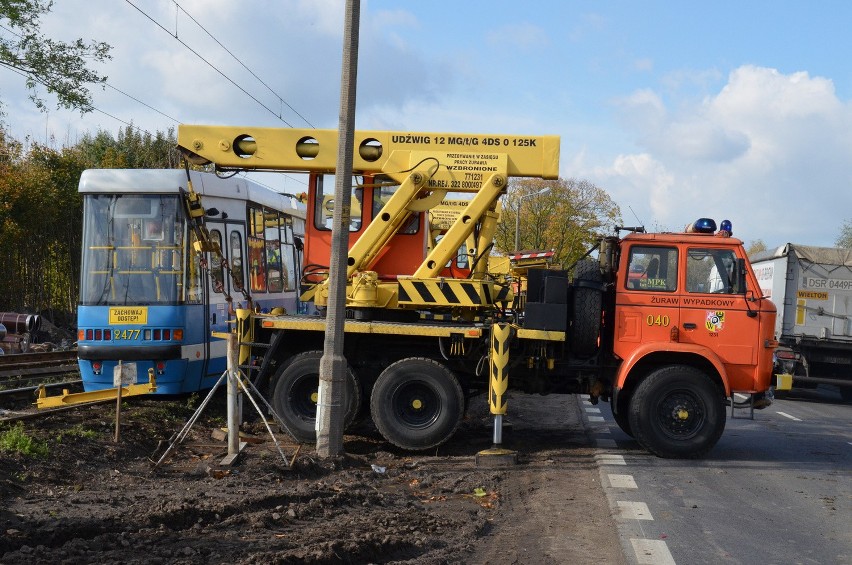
top-left (221, 333), bottom-right (245, 466)
top-left (113, 361), bottom-right (136, 443)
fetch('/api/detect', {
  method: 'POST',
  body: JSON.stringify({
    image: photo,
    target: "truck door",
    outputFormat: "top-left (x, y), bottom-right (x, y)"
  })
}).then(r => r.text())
top-left (615, 245), bottom-right (680, 353)
top-left (678, 246), bottom-right (759, 390)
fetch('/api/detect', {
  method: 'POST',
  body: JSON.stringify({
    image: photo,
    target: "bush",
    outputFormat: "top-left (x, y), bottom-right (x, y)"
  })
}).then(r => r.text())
top-left (0, 423), bottom-right (50, 457)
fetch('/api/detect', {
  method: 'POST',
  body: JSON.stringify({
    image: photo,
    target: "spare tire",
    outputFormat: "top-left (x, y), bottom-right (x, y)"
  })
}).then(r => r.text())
top-left (570, 259), bottom-right (603, 358)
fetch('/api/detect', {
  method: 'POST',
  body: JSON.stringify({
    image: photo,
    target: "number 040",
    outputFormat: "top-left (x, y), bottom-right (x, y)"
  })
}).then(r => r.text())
top-left (646, 314), bottom-right (670, 327)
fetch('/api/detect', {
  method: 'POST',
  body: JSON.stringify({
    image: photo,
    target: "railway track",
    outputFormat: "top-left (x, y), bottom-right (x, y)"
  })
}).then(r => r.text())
top-left (0, 350), bottom-right (82, 410)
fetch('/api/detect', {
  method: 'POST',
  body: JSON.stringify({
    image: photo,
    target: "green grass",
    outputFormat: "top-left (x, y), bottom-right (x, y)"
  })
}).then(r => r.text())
top-left (0, 423), bottom-right (50, 457)
top-left (55, 424), bottom-right (99, 442)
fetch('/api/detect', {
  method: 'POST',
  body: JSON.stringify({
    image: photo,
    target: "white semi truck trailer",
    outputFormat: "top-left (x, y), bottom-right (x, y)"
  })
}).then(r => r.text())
top-left (751, 244), bottom-right (852, 400)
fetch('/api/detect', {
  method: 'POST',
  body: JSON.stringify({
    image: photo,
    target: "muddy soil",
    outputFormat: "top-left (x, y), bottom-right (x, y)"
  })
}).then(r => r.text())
top-left (1, 392), bottom-right (624, 564)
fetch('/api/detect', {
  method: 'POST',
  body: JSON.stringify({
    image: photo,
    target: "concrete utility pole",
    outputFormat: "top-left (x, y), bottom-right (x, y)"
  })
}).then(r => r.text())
top-left (316, 0), bottom-right (360, 458)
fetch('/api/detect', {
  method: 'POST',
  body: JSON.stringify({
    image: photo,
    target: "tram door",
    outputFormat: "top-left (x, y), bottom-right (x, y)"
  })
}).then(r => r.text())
top-left (206, 222), bottom-right (247, 378)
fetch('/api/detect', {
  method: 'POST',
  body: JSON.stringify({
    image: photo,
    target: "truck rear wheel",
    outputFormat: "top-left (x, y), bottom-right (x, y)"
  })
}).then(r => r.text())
top-left (271, 351), bottom-right (361, 443)
top-left (628, 365), bottom-right (725, 458)
top-left (370, 357), bottom-right (464, 451)
top-left (571, 259), bottom-right (603, 358)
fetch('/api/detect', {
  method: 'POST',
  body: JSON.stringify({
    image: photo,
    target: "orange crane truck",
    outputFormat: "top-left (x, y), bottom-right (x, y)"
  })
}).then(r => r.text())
top-left (176, 125), bottom-right (777, 458)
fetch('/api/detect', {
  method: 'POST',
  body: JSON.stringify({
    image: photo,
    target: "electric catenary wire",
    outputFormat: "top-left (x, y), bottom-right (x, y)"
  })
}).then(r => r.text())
top-left (124, 0), bottom-right (312, 129)
top-left (171, 1), bottom-right (315, 129)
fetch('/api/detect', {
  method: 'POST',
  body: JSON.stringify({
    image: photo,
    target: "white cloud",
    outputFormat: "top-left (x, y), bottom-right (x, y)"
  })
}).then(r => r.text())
top-left (579, 65), bottom-right (852, 247)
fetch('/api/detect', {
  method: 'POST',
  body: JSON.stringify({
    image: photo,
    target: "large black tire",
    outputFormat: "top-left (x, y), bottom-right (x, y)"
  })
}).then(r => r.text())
top-left (271, 351), bottom-right (361, 443)
top-left (611, 393), bottom-right (634, 438)
top-left (571, 259), bottom-right (603, 358)
top-left (370, 357), bottom-right (464, 451)
top-left (628, 365), bottom-right (725, 458)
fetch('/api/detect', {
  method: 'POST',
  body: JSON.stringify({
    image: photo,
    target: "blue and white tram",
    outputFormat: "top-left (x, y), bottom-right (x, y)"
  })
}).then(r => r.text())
top-left (76, 169), bottom-right (305, 394)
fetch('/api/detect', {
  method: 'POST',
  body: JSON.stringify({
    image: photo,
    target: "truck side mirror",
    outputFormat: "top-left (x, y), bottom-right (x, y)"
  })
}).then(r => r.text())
top-left (736, 258), bottom-right (748, 295)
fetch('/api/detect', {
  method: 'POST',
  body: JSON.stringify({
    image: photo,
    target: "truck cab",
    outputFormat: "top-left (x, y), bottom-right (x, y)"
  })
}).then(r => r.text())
top-left (604, 221), bottom-right (777, 457)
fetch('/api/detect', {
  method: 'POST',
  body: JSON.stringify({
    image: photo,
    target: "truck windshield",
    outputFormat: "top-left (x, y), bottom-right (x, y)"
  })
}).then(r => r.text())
top-left (686, 248), bottom-right (739, 294)
top-left (80, 194), bottom-right (200, 306)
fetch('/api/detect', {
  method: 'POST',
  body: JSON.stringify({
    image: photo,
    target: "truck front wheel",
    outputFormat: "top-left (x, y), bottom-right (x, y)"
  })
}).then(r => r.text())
top-left (628, 365), bottom-right (725, 458)
top-left (370, 357), bottom-right (464, 451)
top-left (271, 351), bottom-right (362, 443)
top-left (611, 392), bottom-right (634, 437)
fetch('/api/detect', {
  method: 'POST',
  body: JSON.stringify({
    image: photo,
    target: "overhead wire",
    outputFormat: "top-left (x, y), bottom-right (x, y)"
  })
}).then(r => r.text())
top-left (124, 0), bottom-right (304, 128)
top-left (171, 1), bottom-right (315, 129)
top-left (0, 61), bottom-right (158, 136)
top-left (3, 4), bottom-right (316, 190)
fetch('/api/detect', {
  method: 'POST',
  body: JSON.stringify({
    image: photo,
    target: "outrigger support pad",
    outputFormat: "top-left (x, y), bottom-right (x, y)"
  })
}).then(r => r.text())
top-left (36, 372), bottom-right (157, 409)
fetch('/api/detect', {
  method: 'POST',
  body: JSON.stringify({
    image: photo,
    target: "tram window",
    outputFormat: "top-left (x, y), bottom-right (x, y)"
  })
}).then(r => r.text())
top-left (248, 236), bottom-right (267, 292)
top-left (266, 240), bottom-right (284, 292)
top-left (230, 231), bottom-right (245, 291)
top-left (261, 211), bottom-right (281, 292)
top-left (250, 207), bottom-right (265, 238)
top-left (283, 224), bottom-right (297, 292)
top-left (185, 231), bottom-right (203, 304)
top-left (210, 230), bottom-right (225, 294)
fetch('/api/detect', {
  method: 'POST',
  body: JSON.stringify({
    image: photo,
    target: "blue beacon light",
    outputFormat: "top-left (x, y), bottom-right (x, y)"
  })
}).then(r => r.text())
top-left (692, 218), bottom-right (717, 233)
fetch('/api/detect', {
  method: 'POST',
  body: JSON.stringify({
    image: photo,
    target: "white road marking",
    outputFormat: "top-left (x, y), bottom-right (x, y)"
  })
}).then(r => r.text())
top-left (631, 539), bottom-right (676, 565)
top-left (596, 438), bottom-right (618, 449)
top-left (597, 453), bottom-right (626, 465)
top-left (588, 416), bottom-right (605, 422)
top-left (618, 501), bottom-right (653, 520)
top-left (608, 474), bottom-right (637, 489)
top-left (776, 411), bottom-right (802, 422)
top-left (585, 407), bottom-right (602, 413)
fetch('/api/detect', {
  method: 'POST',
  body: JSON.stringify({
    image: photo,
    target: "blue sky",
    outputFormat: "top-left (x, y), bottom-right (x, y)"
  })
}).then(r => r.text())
top-left (2, 0), bottom-right (851, 248)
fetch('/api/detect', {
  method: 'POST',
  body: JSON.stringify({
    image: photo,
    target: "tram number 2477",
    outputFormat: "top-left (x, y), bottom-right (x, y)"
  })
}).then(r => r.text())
top-left (646, 314), bottom-right (670, 327)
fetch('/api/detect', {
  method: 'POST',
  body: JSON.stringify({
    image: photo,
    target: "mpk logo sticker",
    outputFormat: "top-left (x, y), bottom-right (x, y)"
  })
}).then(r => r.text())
top-left (705, 310), bottom-right (725, 332)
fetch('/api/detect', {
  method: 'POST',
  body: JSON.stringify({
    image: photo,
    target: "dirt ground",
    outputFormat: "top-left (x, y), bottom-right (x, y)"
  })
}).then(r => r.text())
top-left (1, 391), bottom-right (625, 564)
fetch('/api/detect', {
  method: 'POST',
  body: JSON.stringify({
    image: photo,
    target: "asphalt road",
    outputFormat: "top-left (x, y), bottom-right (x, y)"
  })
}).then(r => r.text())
top-left (583, 385), bottom-right (852, 565)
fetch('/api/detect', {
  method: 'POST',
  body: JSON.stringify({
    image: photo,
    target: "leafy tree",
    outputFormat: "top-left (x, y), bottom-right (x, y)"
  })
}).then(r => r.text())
top-left (0, 123), bottom-right (178, 327)
top-left (77, 125), bottom-right (179, 169)
top-left (746, 239), bottom-right (767, 256)
top-left (836, 220), bottom-right (852, 248)
top-left (496, 178), bottom-right (622, 268)
top-left (0, 0), bottom-right (112, 113)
